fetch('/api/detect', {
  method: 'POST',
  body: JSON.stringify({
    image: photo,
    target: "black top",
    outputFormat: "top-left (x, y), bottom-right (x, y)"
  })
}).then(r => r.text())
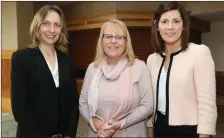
top-left (11, 48), bottom-right (79, 137)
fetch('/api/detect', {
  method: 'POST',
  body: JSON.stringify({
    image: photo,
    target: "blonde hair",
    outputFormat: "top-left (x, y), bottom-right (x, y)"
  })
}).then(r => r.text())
top-left (29, 5), bottom-right (68, 52)
top-left (94, 19), bottom-right (135, 66)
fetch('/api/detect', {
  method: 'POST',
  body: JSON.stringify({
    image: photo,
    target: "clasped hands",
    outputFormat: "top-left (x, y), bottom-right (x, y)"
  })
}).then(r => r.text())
top-left (92, 117), bottom-right (121, 138)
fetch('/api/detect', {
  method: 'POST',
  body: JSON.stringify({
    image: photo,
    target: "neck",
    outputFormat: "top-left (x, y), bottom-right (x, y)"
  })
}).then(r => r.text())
top-left (39, 43), bottom-right (55, 57)
top-left (107, 56), bottom-right (122, 65)
top-left (165, 40), bottom-right (181, 56)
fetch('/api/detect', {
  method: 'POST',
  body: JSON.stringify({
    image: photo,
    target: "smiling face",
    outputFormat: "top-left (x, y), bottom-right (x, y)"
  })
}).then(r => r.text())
top-left (102, 23), bottom-right (126, 64)
top-left (39, 10), bottom-right (62, 47)
top-left (158, 10), bottom-right (183, 46)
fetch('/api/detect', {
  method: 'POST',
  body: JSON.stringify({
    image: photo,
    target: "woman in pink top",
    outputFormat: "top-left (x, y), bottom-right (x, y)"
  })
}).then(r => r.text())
top-left (147, 2), bottom-right (217, 138)
top-left (79, 20), bottom-right (154, 137)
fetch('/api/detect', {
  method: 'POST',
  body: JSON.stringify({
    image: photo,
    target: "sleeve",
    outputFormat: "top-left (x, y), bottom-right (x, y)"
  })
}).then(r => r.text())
top-left (194, 46), bottom-right (217, 135)
top-left (11, 51), bottom-right (34, 127)
top-left (120, 61), bottom-right (154, 129)
top-left (79, 63), bottom-right (102, 132)
top-left (65, 58), bottom-right (80, 137)
top-left (146, 55), bottom-right (155, 128)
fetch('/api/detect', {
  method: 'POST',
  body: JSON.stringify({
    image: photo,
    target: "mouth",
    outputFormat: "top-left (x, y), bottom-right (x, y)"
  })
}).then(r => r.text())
top-left (108, 46), bottom-right (119, 50)
top-left (165, 32), bottom-right (176, 37)
top-left (45, 34), bottom-right (56, 39)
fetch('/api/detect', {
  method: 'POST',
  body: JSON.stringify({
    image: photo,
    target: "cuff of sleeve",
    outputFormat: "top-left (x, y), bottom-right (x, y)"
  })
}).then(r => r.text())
top-left (89, 118), bottom-right (98, 133)
top-left (89, 115), bottom-right (104, 133)
top-left (146, 116), bottom-right (153, 127)
top-left (119, 118), bottom-right (126, 129)
top-left (197, 125), bottom-right (216, 136)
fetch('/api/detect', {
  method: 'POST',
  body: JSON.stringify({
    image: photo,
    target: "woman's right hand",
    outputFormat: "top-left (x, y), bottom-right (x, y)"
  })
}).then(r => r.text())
top-left (148, 127), bottom-right (154, 138)
top-left (92, 116), bottom-right (104, 130)
top-left (97, 123), bottom-right (116, 137)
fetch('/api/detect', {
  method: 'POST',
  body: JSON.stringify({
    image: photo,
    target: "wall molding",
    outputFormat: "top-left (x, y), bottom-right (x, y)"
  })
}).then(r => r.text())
top-left (67, 10), bottom-right (154, 31)
top-left (67, 10), bottom-right (210, 32)
top-left (216, 71), bottom-right (224, 77)
top-left (2, 49), bottom-right (17, 59)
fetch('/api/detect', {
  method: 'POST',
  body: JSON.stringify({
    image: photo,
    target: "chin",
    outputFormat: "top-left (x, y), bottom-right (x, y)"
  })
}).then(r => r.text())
top-left (165, 39), bottom-right (179, 45)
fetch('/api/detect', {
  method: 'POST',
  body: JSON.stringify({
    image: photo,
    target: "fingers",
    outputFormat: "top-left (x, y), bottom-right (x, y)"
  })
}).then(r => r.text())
top-left (98, 126), bottom-right (116, 137)
top-left (98, 129), bottom-right (110, 137)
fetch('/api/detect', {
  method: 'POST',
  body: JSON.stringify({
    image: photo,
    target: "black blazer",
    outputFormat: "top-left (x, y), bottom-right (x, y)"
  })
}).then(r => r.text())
top-left (11, 48), bottom-right (79, 137)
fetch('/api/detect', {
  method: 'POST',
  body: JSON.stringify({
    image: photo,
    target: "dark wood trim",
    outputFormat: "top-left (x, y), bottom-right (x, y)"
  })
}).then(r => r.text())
top-left (216, 71), bottom-right (224, 77)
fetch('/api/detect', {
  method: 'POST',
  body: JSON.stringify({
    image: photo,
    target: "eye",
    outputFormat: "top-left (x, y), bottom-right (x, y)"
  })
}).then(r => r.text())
top-left (55, 23), bottom-right (61, 28)
top-left (161, 20), bottom-right (167, 24)
top-left (104, 34), bottom-right (113, 39)
top-left (42, 21), bottom-right (50, 26)
top-left (116, 36), bottom-right (126, 40)
top-left (174, 20), bottom-right (180, 24)
top-left (116, 36), bottom-right (122, 40)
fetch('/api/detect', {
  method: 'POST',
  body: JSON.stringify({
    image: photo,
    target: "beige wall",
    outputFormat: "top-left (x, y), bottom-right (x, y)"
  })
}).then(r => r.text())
top-left (186, 2), bottom-right (224, 15)
top-left (65, 2), bottom-right (116, 19)
top-left (2, 2), bottom-right (18, 50)
top-left (115, 2), bottom-right (161, 11)
top-left (202, 21), bottom-right (224, 71)
top-left (2, 2), bottom-right (34, 50)
top-left (17, 2), bottom-right (34, 49)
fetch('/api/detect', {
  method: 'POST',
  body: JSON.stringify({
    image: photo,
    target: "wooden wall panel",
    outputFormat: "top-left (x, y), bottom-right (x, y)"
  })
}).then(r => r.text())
top-left (217, 72), bottom-right (224, 96)
top-left (68, 27), bottom-right (153, 77)
top-left (129, 27), bottom-right (153, 62)
top-left (68, 28), bottom-right (100, 71)
top-left (216, 72), bottom-right (224, 105)
top-left (2, 59), bottom-right (11, 99)
top-left (2, 53), bottom-right (13, 113)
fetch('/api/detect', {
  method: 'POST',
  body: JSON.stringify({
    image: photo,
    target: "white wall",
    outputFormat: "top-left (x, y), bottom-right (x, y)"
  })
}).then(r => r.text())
top-left (202, 21), bottom-right (224, 71)
top-left (2, 2), bottom-right (18, 50)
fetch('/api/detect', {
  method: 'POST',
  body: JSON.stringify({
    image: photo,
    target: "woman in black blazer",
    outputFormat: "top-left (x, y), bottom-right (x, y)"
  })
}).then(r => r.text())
top-left (11, 5), bottom-right (79, 138)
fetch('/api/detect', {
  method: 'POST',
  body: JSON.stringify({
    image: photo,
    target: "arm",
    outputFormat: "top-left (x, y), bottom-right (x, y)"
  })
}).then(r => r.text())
top-left (146, 55), bottom-right (155, 137)
top-left (11, 51), bottom-right (33, 126)
top-left (194, 46), bottom-right (217, 136)
top-left (65, 59), bottom-right (80, 137)
top-left (119, 61), bottom-right (154, 129)
top-left (79, 63), bottom-right (103, 132)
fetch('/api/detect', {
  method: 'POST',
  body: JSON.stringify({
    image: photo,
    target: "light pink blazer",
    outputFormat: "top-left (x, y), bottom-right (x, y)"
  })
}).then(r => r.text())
top-left (146, 43), bottom-right (217, 135)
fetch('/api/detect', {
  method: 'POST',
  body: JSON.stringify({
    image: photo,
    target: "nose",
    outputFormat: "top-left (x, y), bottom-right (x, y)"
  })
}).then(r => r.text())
top-left (49, 25), bottom-right (55, 33)
top-left (167, 22), bottom-right (174, 30)
top-left (111, 37), bottom-right (116, 43)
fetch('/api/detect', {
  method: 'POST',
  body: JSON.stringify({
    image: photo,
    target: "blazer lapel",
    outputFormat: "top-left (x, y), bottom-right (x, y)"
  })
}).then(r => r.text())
top-left (34, 48), bottom-right (57, 88)
top-left (56, 49), bottom-right (64, 88)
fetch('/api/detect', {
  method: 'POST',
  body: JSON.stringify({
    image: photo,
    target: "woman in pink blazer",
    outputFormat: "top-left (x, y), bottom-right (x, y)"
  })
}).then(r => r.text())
top-left (147, 2), bottom-right (217, 138)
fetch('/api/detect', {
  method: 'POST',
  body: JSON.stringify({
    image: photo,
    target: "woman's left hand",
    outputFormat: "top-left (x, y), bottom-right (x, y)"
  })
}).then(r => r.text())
top-left (97, 121), bottom-right (121, 137)
top-left (97, 123), bottom-right (115, 137)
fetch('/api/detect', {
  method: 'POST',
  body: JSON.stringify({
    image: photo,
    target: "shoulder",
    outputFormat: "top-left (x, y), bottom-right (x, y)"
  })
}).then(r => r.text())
top-left (146, 52), bottom-right (162, 67)
top-left (147, 52), bottom-right (157, 63)
top-left (12, 48), bottom-right (33, 61)
top-left (131, 59), bottom-right (148, 74)
top-left (12, 48), bottom-right (31, 56)
top-left (187, 43), bottom-right (211, 55)
top-left (133, 59), bottom-right (146, 68)
top-left (86, 62), bottom-right (98, 75)
top-left (57, 50), bottom-right (69, 59)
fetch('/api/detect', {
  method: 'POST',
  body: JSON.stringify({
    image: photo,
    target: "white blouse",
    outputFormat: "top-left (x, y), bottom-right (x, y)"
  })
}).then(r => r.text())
top-left (158, 66), bottom-right (167, 115)
top-left (46, 51), bottom-right (59, 88)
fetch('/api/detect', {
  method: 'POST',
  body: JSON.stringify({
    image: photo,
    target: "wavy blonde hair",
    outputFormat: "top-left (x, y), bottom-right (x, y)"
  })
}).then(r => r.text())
top-left (29, 5), bottom-right (68, 52)
top-left (94, 19), bottom-right (135, 66)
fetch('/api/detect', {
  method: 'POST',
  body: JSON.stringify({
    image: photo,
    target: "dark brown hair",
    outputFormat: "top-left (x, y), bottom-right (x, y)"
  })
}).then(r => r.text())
top-left (151, 2), bottom-right (190, 54)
